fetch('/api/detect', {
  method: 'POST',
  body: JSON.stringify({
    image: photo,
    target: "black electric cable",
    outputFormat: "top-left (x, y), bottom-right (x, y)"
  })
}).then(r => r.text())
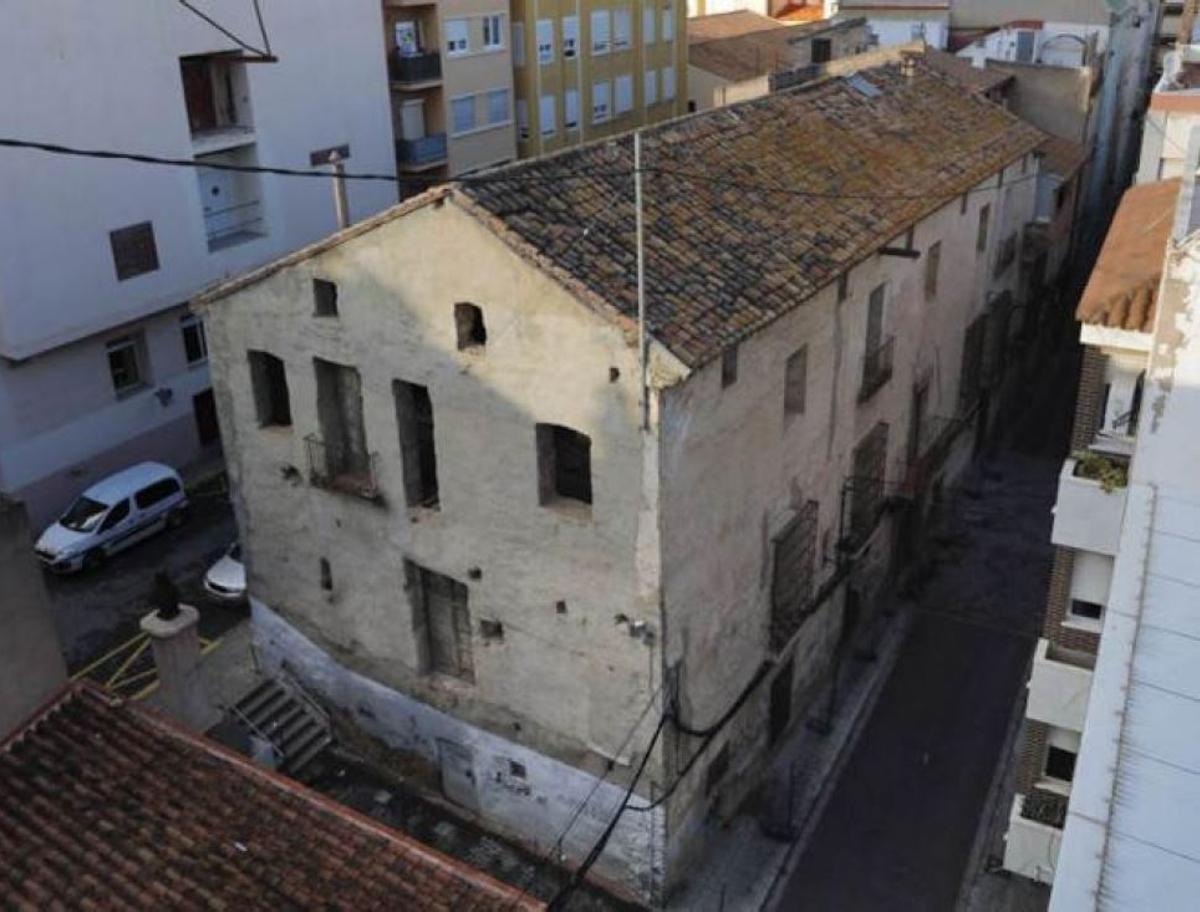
top-left (174, 0), bottom-right (271, 58)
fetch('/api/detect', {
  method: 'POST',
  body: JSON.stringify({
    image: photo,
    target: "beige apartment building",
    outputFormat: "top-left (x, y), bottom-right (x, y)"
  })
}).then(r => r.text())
top-left (383, 0), bottom-right (518, 182)
top-left (509, 0), bottom-right (688, 155)
top-left (197, 58), bottom-right (1043, 903)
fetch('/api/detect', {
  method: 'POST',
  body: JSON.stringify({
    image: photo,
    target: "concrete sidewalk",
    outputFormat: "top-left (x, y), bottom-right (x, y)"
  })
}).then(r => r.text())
top-left (667, 604), bottom-right (912, 912)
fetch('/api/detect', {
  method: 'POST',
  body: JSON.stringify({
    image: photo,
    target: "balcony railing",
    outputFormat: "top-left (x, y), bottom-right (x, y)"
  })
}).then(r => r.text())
top-left (1051, 454), bottom-right (1129, 556)
top-left (1003, 793), bottom-right (1063, 884)
top-left (205, 199), bottom-right (265, 251)
top-left (305, 433), bottom-right (383, 504)
top-left (902, 414), bottom-right (967, 494)
top-left (388, 50), bottom-right (442, 84)
top-left (396, 134), bottom-right (448, 170)
top-left (1021, 789), bottom-right (1069, 829)
top-left (1027, 637), bottom-right (1094, 732)
top-left (858, 336), bottom-right (894, 403)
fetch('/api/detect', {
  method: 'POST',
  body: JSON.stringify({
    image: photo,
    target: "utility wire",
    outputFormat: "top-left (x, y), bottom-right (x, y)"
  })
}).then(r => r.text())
top-left (174, 0), bottom-right (272, 58)
top-left (0, 136), bottom-right (1046, 202)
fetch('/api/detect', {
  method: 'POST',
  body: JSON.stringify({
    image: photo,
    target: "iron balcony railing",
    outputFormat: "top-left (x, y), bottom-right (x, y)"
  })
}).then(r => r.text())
top-left (1021, 789), bottom-right (1068, 829)
top-left (388, 50), bottom-right (441, 83)
top-left (304, 433), bottom-right (383, 503)
top-left (396, 133), bottom-right (447, 168)
top-left (204, 199), bottom-right (264, 250)
top-left (858, 336), bottom-right (895, 403)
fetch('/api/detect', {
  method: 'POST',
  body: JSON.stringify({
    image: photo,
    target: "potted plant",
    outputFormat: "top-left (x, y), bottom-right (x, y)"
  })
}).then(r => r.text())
top-left (1072, 449), bottom-right (1129, 493)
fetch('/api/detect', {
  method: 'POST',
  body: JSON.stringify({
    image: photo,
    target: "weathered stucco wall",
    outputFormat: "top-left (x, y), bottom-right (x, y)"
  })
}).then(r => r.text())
top-left (656, 154), bottom-right (1037, 878)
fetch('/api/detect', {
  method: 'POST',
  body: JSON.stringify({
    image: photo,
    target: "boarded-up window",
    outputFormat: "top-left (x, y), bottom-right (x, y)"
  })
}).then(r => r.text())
top-left (314, 358), bottom-right (369, 479)
top-left (770, 500), bottom-right (819, 653)
top-left (925, 240), bottom-right (941, 299)
top-left (849, 422), bottom-right (888, 545)
top-left (247, 350), bottom-right (292, 427)
top-left (394, 379), bottom-right (439, 508)
top-left (959, 315), bottom-right (988, 409)
top-left (784, 346), bottom-right (807, 416)
top-left (110, 222), bottom-right (159, 281)
top-left (536, 423), bottom-right (592, 506)
top-left (406, 561), bottom-right (474, 681)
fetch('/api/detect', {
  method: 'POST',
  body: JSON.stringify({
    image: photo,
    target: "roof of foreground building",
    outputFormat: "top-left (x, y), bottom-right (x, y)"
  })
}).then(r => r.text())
top-left (0, 684), bottom-right (541, 911)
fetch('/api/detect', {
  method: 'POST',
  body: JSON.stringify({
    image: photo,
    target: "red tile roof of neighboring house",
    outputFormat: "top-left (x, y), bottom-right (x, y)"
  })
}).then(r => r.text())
top-left (774, 3), bottom-right (827, 23)
top-left (0, 683), bottom-right (543, 911)
top-left (924, 48), bottom-right (1015, 95)
top-left (1077, 178), bottom-right (1180, 333)
top-left (1038, 135), bottom-right (1088, 180)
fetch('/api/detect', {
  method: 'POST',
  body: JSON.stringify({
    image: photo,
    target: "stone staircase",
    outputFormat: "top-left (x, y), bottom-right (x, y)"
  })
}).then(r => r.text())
top-left (229, 676), bottom-right (332, 778)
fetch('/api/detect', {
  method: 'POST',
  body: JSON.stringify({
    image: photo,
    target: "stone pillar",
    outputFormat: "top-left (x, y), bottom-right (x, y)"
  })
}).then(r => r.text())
top-left (141, 604), bottom-right (218, 731)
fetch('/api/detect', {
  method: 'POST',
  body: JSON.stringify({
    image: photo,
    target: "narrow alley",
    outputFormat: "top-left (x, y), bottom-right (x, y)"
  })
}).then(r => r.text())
top-left (772, 350), bottom-right (1078, 912)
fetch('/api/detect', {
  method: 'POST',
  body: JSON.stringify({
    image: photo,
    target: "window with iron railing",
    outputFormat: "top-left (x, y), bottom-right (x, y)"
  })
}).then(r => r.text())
top-left (994, 231), bottom-right (1018, 277)
top-left (859, 336), bottom-right (894, 403)
top-left (846, 422), bottom-right (888, 547)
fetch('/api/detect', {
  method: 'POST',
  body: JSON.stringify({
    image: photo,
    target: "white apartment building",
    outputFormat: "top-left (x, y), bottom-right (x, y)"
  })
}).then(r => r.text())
top-left (0, 1), bottom-right (397, 526)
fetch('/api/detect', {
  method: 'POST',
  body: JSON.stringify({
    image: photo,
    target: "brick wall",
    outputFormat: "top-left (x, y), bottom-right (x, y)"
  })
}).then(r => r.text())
top-left (1041, 547), bottom-right (1101, 653)
top-left (1070, 345), bottom-right (1106, 451)
top-left (1016, 719), bottom-right (1050, 796)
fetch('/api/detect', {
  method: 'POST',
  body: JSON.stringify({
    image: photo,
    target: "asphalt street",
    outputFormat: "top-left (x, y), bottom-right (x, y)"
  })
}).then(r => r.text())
top-left (775, 351), bottom-right (1076, 912)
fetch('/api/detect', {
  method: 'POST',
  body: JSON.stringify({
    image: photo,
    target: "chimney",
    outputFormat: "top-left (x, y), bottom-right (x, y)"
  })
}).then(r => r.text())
top-left (899, 49), bottom-right (920, 79)
top-left (0, 495), bottom-right (67, 737)
top-left (140, 572), bottom-right (218, 731)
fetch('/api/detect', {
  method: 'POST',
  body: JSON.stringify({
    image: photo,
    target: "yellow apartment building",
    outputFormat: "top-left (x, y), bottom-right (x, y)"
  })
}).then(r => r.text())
top-left (509, 0), bottom-right (689, 155)
top-left (383, 0), bottom-right (519, 182)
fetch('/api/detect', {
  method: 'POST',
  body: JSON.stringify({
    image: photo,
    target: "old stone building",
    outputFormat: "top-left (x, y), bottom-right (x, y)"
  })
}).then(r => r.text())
top-left (197, 59), bottom-right (1044, 903)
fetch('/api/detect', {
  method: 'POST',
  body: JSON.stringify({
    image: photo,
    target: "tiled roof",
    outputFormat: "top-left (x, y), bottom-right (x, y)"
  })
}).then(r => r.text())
top-left (1077, 178), bottom-right (1180, 333)
top-left (775, 3), bottom-right (827, 23)
top-left (688, 13), bottom-right (860, 83)
top-left (688, 10), bottom-right (789, 42)
top-left (1038, 135), bottom-right (1088, 179)
top-left (924, 49), bottom-right (1015, 95)
top-left (458, 59), bottom-right (1045, 368)
top-left (0, 684), bottom-right (542, 911)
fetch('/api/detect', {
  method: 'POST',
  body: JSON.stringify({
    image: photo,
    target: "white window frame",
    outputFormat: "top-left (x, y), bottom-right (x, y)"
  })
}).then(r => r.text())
top-left (486, 88), bottom-right (511, 126)
top-left (180, 313), bottom-right (208, 366)
top-left (450, 94), bottom-right (476, 135)
top-left (445, 19), bottom-right (470, 55)
top-left (516, 98), bottom-right (530, 140)
top-left (106, 334), bottom-right (147, 396)
top-left (565, 88), bottom-right (581, 129)
top-left (539, 94), bottom-right (557, 136)
top-left (613, 8), bottom-right (632, 50)
top-left (592, 80), bottom-right (611, 123)
top-left (643, 68), bottom-right (658, 106)
top-left (591, 9), bottom-right (611, 55)
top-left (513, 21), bottom-right (526, 65)
top-left (661, 2), bottom-right (674, 42)
top-left (661, 65), bottom-right (676, 101)
top-left (537, 18), bottom-right (554, 64)
top-left (643, 6), bottom-right (656, 45)
top-left (482, 13), bottom-right (505, 50)
top-left (562, 15), bottom-right (580, 58)
top-left (615, 73), bottom-right (633, 114)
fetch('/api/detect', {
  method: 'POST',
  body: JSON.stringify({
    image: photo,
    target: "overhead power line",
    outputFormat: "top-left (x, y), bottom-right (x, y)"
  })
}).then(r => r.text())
top-left (174, 0), bottom-right (274, 60)
top-left (0, 136), bottom-right (1047, 202)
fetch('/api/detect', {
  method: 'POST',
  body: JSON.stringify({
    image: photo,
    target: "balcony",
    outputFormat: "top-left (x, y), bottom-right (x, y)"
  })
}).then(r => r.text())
top-left (396, 134), bottom-right (447, 172)
top-left (389, 50), bottom-right (442, 87)
top-left (305, 434), bottom-right (383, 504)
top-left (1003, 792), bottom-right (1064, 884)
top-left (1027, 638), bottom-right (1094, 732)
top-left (191, 124), bottom-right (257, 157)
top-left (204, 199), bottom-right (265, 251)
top-left (1050, 455), bottom-right (1129, 556)
top-left (858, 336), bottom-right (894, 403)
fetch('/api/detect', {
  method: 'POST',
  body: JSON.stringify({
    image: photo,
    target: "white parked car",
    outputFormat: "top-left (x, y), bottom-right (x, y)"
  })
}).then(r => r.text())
top-left (204, 542), bottom-right (246, 603)
top-left (35, 462), bottom-right (188, 573)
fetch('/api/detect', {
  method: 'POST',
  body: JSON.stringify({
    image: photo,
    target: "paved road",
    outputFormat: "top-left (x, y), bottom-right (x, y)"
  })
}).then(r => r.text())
top-left (43, 482), bottom-right (240, 670)
top-left (775, 352), bottom-right (1076, 912)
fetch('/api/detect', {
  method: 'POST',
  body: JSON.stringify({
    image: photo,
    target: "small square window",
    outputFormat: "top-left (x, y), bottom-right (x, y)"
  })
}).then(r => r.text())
top-left (181, 314), bottom-right (208, 365)
top-left (455, 303), bottom-right (487, 349)
top-left (721, 345), bottom-right (738, 388)
top-left (1069, 599), bottom-right (1103, 621)
top-left (509, 759), bottom-right (527, 778)
top-left (1044, 745), bottom-right (1076, 783)
top-left (481, 618), bottom-right (505, 641)
top-left (536, 423), bottom-right (592, 506)
top-left (248, 349), bottom-right (292, 427)
top-left (313, 279), bottom-right (338, 317)
top-left (110, 222), bottom-right (159, 281)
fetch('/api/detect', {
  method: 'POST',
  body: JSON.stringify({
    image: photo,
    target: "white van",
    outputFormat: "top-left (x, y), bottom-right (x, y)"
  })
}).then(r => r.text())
top-left (35, 462), bottom-right (189, 573)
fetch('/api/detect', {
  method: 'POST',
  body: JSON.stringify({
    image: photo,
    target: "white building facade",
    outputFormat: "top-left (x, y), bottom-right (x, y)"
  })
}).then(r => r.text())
top-left (0, 1), bottom-right (397, 525)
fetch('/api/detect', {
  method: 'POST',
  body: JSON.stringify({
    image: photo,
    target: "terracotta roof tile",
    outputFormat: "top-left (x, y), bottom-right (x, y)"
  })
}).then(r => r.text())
top-left (1077, 178), bottom-right (1180, 333)
top-left (1037, 134), bottom-right (1088, 179)
top-left (924, 49), bottom-right (1015, 95)
top-left (459, 59), bottom-right (1045, 368)
top-left (687, 10), bottom-right (790, 41)
top-left (0, 684), bottom-right (542, 911)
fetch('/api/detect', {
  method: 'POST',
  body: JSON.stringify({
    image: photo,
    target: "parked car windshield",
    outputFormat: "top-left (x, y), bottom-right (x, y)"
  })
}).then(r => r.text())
top-left (60, 496), bottom-right (109, 532)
